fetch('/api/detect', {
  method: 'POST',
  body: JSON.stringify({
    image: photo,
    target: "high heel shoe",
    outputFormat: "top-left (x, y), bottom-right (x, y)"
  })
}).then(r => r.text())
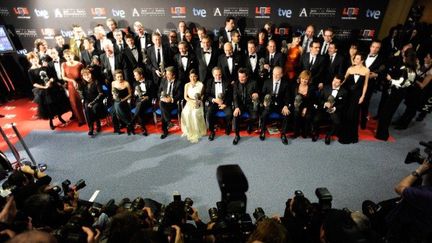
top-left (49, 119), bottom-right (55, 130)
top-left (58, 116), bottom-right (67, 124)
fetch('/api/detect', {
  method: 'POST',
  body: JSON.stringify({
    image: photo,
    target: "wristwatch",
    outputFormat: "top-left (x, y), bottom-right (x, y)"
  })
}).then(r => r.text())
top-left (411, 171), bottom-right (421, 178)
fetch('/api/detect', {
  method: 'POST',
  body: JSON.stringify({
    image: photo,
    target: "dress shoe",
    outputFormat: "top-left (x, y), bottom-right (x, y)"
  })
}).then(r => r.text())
top-left (225, 127), bottom-right (231, 135)
top-left (142, 130), bottom-right (148, 136)
top-left (114, 130), bottom-right (124, 135)
top-left (96, 125), bottom-right (102, 133)
top-left (127, 124), bottom-right (135, 135)
top-left (394, 125), bottom-right (408, 130)
top-left (259, 131), bottom-right (265, 141)
top-left (247, 125), bottom-right (253, 134)
top-left (281, 134), bottom-right (288, 145)
top-left (88, 131), bottom-right (94, 137)
top-left (291, 132), bottom-right (299, 139)
top-left (208, 132), bottom-right (215, 141)
top-left (233, 135), bottom-right (240, 145)
top-left (78, 122), bottom-right (85, 127)
top-left (160, 132), bottom-right (168, 139)
top-left (325, 135), bottom-right (331, 145)
top-left (311, 133), bottom-right (319, 142)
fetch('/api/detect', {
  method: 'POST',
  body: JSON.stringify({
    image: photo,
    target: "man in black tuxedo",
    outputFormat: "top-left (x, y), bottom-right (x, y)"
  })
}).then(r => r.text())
top-left (218, 16), bottom-right (237, 45)
top-left (46, 48), bottom-right (64, 84)
top-left (300, 40), bottom-right (326, 90)
top-left (196, 36), bottom-right (219, 86)
top-left (362, 40), bottom-right (386, 128)
top-left (99, 40), bottom-right (127, 87)
top-left (168, 31), bottom-right (179, 56)
top-left (158, 67), bottom-right (183, 139)
top-left (206, 66), bottom-right (233, 140)
top-left (113, 29), bottom-right (126, 55)
top-left (263, 40), bottom-right (284, 80)
top-left (92, 25), bottom-right (107, 55)
top-left (231, 30), bottom-right (244, 57)
top-left (217, 42), bottom-right (240, 84)
top-left (324, 42), bottom-right (346, 86)
top-left (173, 41), bottom-right (197, 86)
top-left (106, 18), bottom-right (126, 44)
top-left (133, 21), bottom-right (152, 52)
top-left (243, 40), bottom-right (262, 87)
top-left (132, 67), bottom-right (155, 136)
top-left (260, 66), bottom-right (291, 144)
top-left (54, 35), bottom-right (69, 62)
top-left (124, 34), bottom-right (144, 85)
top-left (177, 21), bottom-right (187, 42)
top-left (312, 75), bottom-right (348, 144)
top-left (300, 24), bottom-right (315, 53)
top-left (319, 28), bottom-right (334, 55)
top-left (146, 32), bottom-right (172, 86)
top-left (232, 68), bottom-right (259, 145)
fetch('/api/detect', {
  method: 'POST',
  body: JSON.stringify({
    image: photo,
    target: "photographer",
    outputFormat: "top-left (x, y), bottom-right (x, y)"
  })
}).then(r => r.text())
top-left (6, 165), bottom-right (52, 209)
top-left (386, 159), bottom-right (432, 242)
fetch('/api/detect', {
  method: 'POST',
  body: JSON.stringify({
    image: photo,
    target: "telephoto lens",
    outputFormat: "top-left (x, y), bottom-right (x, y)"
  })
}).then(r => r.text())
top-left (252, 207), bottom-right (267, 223)
top-left (208, 207), bottom-right (219, 222)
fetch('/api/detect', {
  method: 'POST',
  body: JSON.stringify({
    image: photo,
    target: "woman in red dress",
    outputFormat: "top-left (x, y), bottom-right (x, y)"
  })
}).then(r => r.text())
top-left (284, 33), bottom-right (303, 82)
top-left (62, 49), bottom-right (86, 125)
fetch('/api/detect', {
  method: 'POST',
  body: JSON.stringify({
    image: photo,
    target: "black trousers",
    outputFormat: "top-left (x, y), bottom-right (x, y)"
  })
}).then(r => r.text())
top-left (84, 102), bottom-right (103, 131)
top-left (292, 108), bottom-right (314, 136)
top-left (132, 99), bottom-right (152, 129)
top-left (260, 105), bottom-right (288, 134)
top-left (312, 110), bottom-right (342, 136)
top-left (376, 88), bottom-right (407, 140)
top-left (159, 101), bottom-right (177, 133)
top-left (206, 103), bottom-right (233, 132)
top-left (233, 106), bottom-right (258, 135)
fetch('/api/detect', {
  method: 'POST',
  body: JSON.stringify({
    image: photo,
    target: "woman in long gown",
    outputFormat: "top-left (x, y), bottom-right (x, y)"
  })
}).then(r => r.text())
top-left (27, 52), bottom-right (69, 129)
top-left (283, 33), bottom-right (303, 82)
top-left (62, 49), bottom-right (86, 126)
top-left (181, 69), bottom-right (207, 143)
top-left (111, 70), bottom-right (134, 135)
top-left (339, 53), bottom-right (370, 144)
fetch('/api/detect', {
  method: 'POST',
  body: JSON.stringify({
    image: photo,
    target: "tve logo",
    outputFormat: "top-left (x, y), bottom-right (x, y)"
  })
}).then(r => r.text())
top-left (277, 8), bottom-right (292, 18)
top-left (192, 8), bottom-right (206, 17)
top-left (112, 9), bottom-right (125, 18)
top-left (366, 9), bottom-right (381, 19)
top-left (34, 9), bottom-right (49, 19)
top-left (60, 29), bottom-right (74, 38)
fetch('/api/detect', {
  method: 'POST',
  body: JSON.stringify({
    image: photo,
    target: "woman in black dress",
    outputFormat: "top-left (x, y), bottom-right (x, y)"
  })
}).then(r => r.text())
top-left (79, 68), bottom-right (105, 137)
top-left (292, 70), bottom-right (317, 139)
top-left (339, 53), bottom-right (370, 144)
top-left (111, 70), bottom-right (134, 135)
top-left (27, 52), bottom-right (69, 130)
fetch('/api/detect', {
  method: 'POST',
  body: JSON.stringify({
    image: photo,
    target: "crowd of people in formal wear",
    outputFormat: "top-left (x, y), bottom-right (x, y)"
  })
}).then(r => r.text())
top-left (26, 17), bottom-right (432, 144)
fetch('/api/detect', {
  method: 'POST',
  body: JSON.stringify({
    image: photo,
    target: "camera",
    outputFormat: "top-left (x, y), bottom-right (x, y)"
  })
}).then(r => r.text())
top-left (405, 141), bottom-right (432, 164)
top-left (53, 206), bottom-right (94, 243)
top-left (62, 179), bottom-right (86, 195)
top-left (252, 207), bottom-right (267, 223)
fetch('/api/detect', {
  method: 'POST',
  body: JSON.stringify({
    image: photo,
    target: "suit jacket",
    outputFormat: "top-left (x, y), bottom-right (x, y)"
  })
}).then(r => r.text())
top-left (217, 54), bottom-right (241, 83)
top-left (99, 53), bottom-right (126, 83)
top-left (80, 49), bottom-right (100, 67)
top-left (233, 80), bottom-right (258, 110)
top-left (146, 45), bottom-right (172, 72)
top-left (196, 48), bottom-right (219, 85)
top-left (263, 52), bottom-right (284, 79)
top-left (325, 53), bottom-right (345, 85)
top-left (319, 85), bottom-right (348, 115)
top-left (242, 52), bottom-right (262, 82)
top-left (173, 52), bottom-right (198, 85)
top-left (55, 44), bottom-right (69, 61)
top-left (134, 79), bottom-right (156, 101)
top-left (134, 33), bottom-right (152, 51)
top-left (300, 52), bottom-right (326, 86)
top-left (261, 79), bottom-right (291, 108)
top-left (365, 54), bottom-right (386, 89)
top-left (206, 78), bottom-right (233, 106)
top-left (158, 78), bottom-right (183, 104)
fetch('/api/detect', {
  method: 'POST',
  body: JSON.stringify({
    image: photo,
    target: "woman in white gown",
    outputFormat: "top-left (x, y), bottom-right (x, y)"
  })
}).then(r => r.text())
top-left (181, 69), bottom-right (207, 143)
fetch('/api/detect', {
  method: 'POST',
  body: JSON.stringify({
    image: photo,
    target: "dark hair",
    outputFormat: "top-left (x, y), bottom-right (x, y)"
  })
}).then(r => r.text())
top-left (225, 16), bottom-right (235, 23)
top-left (125, 34), bottom-right (134, 40)
top-left (238, 67), bottom-right (249, 76)
top-left (133, 67), bottom-right (144, 76)
top-left (108, 212), bottom-right (142, 243)
top-left (354, 52), bottom-right (366, 61)
top-left (334, 74), bottom-right (345, 81)
top-left (310, 39), bottom-right (321, 48)
top-left (189, 68), bottom-right (197, 76)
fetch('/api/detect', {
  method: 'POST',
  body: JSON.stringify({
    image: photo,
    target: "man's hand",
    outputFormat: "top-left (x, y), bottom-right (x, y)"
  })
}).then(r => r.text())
top-left (370, 72), bottom-right (378, 79)
top-left (219, 104), bottom-right (226, 110)
top-left (251, 93), bottom-right (259, 100)
top-left (264, 64), bottom-right (271, 71)
top-left (141, 96), bottom-right (149, 101)
top-left (282, 106), bottom-right (290, 116)
top-left (213, 98), bottom-right (223, 106)
top-left (156, 70), bottom-right (162, 77)
top-left (318, 83), bottom-right (324, 90)
top-left (82, 226), bottom-right (100, 243)
top-left (190, 207), bottom-right (201, 222)
top-left (0, 196), bottom-right (17, 224)
top-left (233, 108), bottom-right (241, 117)
top-left (324, 102), bottom-right (331, 109)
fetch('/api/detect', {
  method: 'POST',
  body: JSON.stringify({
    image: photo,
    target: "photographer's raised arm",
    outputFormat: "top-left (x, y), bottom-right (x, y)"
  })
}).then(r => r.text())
top-left (395, 159), bottom-right (432, 195)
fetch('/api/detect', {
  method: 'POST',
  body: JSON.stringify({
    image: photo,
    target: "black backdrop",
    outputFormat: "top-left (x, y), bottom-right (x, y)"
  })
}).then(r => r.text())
top-left (0, 0), bottom-right (389, 53)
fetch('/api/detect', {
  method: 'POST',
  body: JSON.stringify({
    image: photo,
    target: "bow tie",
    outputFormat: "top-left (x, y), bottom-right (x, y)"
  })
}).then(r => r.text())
top-left (54, 60), bottom-right (59, 63)
top-left (226, 56), bottom-right (232, 59)
top-left (249, 55), bottom-right (256, 58)
top-left (227, 30), bottom-right (232, 33)
top-left (131, 47), bottom-right (136, 50)
top-left (215, 81), bottom-right (222, 84)
top-left (332, 88), bottom-right (339, 91)
top-left (181, 55), bottom-right (188, 58)
top-left (368, 54), bottom-right (377, 58)
top-left (203, 51), bottom-right (211, 54)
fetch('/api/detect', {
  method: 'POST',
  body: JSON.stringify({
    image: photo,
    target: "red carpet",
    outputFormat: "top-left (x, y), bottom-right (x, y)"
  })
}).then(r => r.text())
top-left (0, 99), bottom-right (393, 150)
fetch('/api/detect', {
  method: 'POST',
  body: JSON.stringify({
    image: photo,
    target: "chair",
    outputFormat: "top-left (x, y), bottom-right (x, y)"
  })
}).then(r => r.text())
top-left (153, 99), bottom-right (183, 128)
